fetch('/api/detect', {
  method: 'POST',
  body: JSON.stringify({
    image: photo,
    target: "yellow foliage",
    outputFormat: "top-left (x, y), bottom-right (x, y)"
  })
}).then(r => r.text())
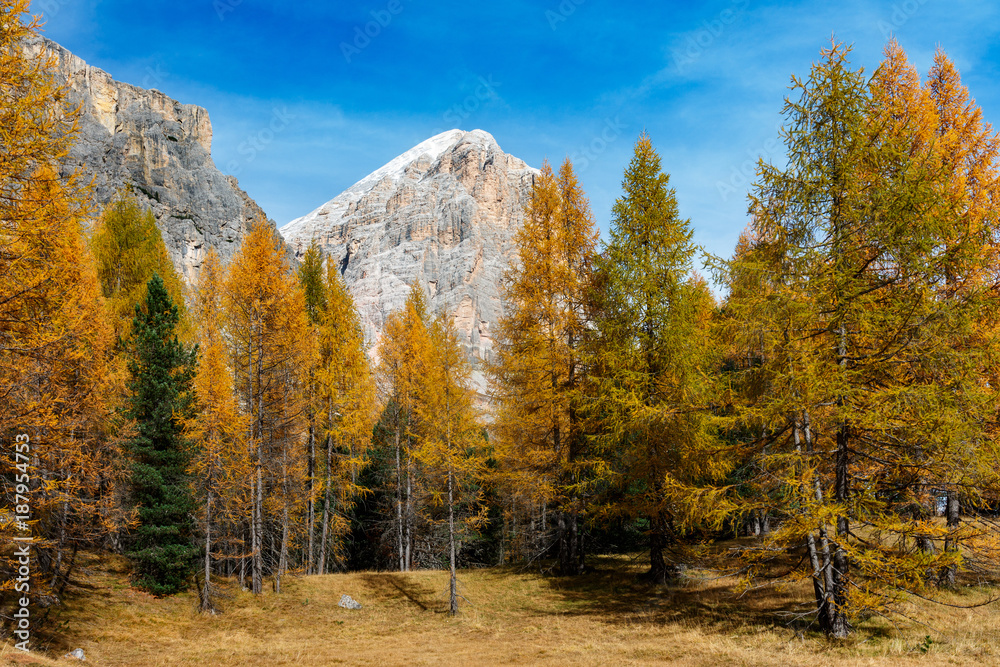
top-left (0, 0), bottom-right (130, 604)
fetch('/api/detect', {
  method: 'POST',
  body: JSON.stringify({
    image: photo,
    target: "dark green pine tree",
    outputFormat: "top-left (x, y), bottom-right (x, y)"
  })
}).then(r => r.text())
top-left (125, 273), bottom-right (198, 595)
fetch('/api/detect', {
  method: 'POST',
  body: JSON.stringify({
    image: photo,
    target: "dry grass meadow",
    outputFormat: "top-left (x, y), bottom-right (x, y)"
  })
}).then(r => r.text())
top-left (3, 548), bottom-right (1000, 666)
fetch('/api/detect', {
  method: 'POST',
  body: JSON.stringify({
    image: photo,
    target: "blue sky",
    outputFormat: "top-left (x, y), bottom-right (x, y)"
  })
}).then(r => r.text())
top-left (29, 0), bottom-right (1000, 269)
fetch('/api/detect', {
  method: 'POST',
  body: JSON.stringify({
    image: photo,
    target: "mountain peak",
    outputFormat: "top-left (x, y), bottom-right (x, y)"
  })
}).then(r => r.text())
top-left (281, 129), bottom-right (506, 236)
top-left (279, 129), bottom-right (537, 397)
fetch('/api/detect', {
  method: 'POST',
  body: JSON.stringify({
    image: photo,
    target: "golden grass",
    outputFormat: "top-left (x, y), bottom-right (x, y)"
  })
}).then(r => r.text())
top-left (3, 550), bottom-right (1000, 666)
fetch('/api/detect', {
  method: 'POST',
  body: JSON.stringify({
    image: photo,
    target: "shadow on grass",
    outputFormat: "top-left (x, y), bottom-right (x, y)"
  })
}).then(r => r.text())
top-left (526, 554), bottom-right (814, 635)
top-left (359, 573), bottom-right (438, 611)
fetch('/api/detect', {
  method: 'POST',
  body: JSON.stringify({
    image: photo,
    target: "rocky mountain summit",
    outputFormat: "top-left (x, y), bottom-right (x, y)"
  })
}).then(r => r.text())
top-left (281, 129), bottom-right (538, 394)
top-left (28, 37), bottom-right (274, 284)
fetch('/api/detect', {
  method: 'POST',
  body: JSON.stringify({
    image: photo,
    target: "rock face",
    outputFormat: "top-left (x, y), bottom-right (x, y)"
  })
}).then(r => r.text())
top-left (281, 130), bottom-right (537, 396)
top-left (27, 37), bottom-right (274, 284)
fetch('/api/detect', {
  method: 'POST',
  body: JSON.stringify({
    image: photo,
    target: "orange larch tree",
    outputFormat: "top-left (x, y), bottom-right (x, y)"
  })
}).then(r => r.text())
top-left (186, 249), bottom-right (251, 610)
top-left (415, 312), bottom-right (488, 614)
top-left (1, 0), bottom-right (124, 619)
top-left (376, 285), bottom-right (433, 571)
top-left (313, 259), bottom-right (376, 574)
top-left (491, 158), bottom-right (599, 574)
top-left (223, 217), bottom-right (311, 594)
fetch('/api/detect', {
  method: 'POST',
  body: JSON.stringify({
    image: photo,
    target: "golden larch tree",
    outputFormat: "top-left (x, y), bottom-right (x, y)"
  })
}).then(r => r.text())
top-left (588, 133), bottom-right (724, 583)
top-left (313, 259), bottom-right (377, 574)
top-left (491, 158), bottom-right (599, 574)
top-left (186, 249), bottom-right (251, 611)
top-left (376, 285), bottom-right (433, 571)
top-left (415, 313), bottom-right (488, 614)
top-left (0, 0), bottom-right (125, 613)
top-left (223, 217), bottom-right (311, 594)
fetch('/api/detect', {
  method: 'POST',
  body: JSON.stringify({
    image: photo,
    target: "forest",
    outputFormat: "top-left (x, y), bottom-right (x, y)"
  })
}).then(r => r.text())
top-left (4, 0), bottom-right (1000, 652)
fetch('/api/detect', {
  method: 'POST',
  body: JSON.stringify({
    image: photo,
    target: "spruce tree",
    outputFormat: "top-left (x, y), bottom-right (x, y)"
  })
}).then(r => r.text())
top-left (126, 273), bottom-right (198, 595)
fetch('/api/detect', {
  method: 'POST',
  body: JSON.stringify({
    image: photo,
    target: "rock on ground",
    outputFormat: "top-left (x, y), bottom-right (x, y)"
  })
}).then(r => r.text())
top-left (338, 594), bottom-right (363, 610)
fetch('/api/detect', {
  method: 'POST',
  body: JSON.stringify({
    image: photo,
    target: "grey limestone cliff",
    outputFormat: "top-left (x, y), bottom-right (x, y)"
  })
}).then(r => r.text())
top-left (28, 37), bottom-right (275, 284)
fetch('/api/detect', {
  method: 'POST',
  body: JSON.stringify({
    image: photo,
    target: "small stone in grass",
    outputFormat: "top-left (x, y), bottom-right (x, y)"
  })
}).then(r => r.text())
top-left (339, 594), bottom-right (362, 610)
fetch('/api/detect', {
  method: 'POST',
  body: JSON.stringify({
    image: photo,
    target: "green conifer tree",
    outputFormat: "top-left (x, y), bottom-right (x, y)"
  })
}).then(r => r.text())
top-left (126, 273), bottom-right (198, 595)
top-left (298, 240), bottom-right (327, 326)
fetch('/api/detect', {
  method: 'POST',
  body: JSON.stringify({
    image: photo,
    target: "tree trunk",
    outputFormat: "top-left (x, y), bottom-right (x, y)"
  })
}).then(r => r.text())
top-left (914, 458), bottom-right (936, 579)
top-left (941, 491), bottom-right (960, 587)
top-left (797, 416), bottom-right (826, 625)
top-left (53, 495), bottom-right (68, 588)
top-left (395, 417), bottom-right (405, 572)
top-left (202, 489), bottom-right (214, 612)
top-left (558, 508), bottom-right (582, 575)
top-left (448, 468), bottom-right (458, 615)
top-left (646, 512), bottom-right (677, 583)
top-left (648, 516), bottom-right (667, 583)
top-left (557, 511), bottom-right (567, 572)
top-left (276, 502), bottom-right (289, 594)
top-left (306, 422), bottom-right (316, 575)
top-left (828, 324), bottom-right (851, 639)
top-left (252, 437), bottom-right (264, 595)
top-left (319, 431), bottom-right (333, 575)
top-left (405, 444), bottom-right (413, 571)
top-left (799, 410), bottom-right (837, 633)
top-left (239, 528), bottom-right (247, 590)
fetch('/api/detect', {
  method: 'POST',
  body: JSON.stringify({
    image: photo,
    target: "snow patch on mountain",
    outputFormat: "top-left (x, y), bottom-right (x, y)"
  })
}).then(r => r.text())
top-left (281, 129), bottom-right (498, 237)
